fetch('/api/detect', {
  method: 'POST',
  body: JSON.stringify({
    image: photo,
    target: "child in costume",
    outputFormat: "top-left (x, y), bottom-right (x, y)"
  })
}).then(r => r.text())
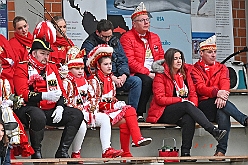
top-left (63, 46), bottom-right (123, 160)
top-left (87, 44), bottom-right (152, 157)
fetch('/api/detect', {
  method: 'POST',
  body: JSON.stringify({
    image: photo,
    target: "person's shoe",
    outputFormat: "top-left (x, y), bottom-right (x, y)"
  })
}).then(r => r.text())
top-left (131, 137), bottom-right (152, 147)
top-left (180, 153), bottom-right (197, 162)
top-left (209, 151), bottom-right (225, 161)
top-left (244, 117), bottom-right (248, 126)
top-left (137, 116), bottom-right (145, 122)
top-left (102, 148), bottom-right (123, 158)
top-left (121, 152), bottom-right (133, 157)
top-left (212, 128), bottom-right (227, 141)
top-left (71, 152), bottom-right (83, 164)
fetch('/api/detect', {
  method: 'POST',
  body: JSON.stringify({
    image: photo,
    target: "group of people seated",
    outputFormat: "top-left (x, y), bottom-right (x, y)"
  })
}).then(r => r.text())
top-left (0, 1), bottom-right (248, 164)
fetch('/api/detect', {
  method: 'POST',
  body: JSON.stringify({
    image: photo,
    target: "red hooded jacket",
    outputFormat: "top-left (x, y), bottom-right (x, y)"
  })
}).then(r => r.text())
top-left (146, 63), bottom-right (198, 123)
top-left (120, 28), bottom-right (164, 75)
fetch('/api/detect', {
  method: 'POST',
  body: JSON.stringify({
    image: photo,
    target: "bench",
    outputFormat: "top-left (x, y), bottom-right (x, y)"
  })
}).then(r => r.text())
top-left (11, 155), bottom-right (248, 164)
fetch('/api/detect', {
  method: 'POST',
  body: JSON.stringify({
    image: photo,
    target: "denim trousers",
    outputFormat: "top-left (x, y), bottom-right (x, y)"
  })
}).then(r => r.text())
top-left (198, 98), bottom-right (248, 154)
top-left (116, 75), bottom-right (142, 110)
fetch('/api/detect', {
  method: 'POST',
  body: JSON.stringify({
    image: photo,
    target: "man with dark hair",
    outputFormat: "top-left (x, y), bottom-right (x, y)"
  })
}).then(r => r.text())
top-left (13, 38), bottom-right (84, 159)
top-left (81, 19), bottom-right (142, 115)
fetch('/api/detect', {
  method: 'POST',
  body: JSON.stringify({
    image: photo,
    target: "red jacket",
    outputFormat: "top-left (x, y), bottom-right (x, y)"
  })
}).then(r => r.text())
top-left (13, 61), bottom-right (66, 110)
top-left (120, 28), bottom-right (164, 75)
top-left (191, 60), bottom-right (230, 102)
top-left (0, 35), bottom-right (15, 91)
top-left (146, 64), bottom-right (198, 123)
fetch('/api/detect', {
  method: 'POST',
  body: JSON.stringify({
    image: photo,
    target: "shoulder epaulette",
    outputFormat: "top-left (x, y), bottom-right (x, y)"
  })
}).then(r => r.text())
top-left (19, 61), bottom-right (29, 64)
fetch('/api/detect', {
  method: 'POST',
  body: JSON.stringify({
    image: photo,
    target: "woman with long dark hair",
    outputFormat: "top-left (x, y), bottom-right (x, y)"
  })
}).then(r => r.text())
top-left (147, 48), bottom-right (227, 161)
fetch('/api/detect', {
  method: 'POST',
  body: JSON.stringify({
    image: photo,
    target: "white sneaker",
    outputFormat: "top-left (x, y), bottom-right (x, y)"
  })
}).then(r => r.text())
top-left (131, 137), bottom-right (152, 147)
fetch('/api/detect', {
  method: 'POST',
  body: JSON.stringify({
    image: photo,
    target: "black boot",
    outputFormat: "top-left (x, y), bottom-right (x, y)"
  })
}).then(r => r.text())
top-left (55, 126), bottom-right (78, 158)
top-left (29, 129), bottom-right (44, 159)
top-left (212, 128), bottom-right (227, 141)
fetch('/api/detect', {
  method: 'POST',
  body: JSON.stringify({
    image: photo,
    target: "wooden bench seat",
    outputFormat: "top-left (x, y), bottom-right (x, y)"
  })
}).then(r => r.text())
top-left (44, 122), bottom-right (243, 130)
top-left (11, 155), bottom-right (248, 164)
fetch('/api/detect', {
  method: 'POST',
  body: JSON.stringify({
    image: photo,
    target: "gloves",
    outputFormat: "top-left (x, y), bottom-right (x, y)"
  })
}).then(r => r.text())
top-left (2, 100), bottom-right (13, 108)
top-left (114, 101), bottom-right (126, 110)
top-left (51, 106), bottom-right (64, 123)
top-left (42, 90), bottom-right (62, 102)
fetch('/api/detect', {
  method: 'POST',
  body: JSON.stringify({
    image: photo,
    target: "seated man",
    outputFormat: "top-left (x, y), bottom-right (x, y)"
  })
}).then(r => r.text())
top-left (13, 38), bottom-right (84, 159)
top-left (120, 2), bottom-right (164, 121)
top-left (191, 35), bottom-right (248, 160)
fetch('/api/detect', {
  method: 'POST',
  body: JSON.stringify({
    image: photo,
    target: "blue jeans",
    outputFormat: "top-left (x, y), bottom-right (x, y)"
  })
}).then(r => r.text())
top-left (3, 144), bottom-right (11, 165)
top-left (199, 98), bottom-right (248, 154)
top-left (116, 76), bottom-right (142, 110)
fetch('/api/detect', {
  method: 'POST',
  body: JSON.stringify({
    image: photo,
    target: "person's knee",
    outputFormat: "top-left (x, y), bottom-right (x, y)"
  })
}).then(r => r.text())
top-left (181, 114), bottom-right (195, 126)
top-left (124, 107), bottom-right (137, 117)
top-left (130, 76), bottom-right (142, 86)
top-left (29, 107), bottom-right (46, 129)
top-left (65, 107), bottom-right (84, 124)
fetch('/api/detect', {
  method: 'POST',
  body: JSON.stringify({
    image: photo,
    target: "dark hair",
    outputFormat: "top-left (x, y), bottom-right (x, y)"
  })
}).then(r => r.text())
top-left (164, 48), bottom-right (186, 80)
top-left (13, 16), bottom-right (27, 29)
top-left (97, 19), bottom-right (114, 33)
top-left (98, 55), bottom-right (112, 65)
top-left (51, 16), bottom-right (66, 25)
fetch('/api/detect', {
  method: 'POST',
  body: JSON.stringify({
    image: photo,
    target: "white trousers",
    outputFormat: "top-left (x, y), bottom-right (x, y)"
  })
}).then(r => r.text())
top-left (71, 112), bottom-right (112, 153)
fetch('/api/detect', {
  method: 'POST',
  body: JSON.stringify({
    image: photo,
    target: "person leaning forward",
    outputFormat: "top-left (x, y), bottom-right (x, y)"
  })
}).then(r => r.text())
top-left (13, 38), bottom-right (84, 159)
top-left (191, 35), bottom-right (248, 160)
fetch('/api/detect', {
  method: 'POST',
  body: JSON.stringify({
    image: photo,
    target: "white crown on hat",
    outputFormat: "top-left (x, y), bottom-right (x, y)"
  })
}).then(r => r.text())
top-left (200, 35), bottom-right (216, 50)
top-left (86, 44), bottom-right (113, 67)
top-left (67, 46), bottom-right (84, 65)
top-left (131, 2), bottom-right (148, 20)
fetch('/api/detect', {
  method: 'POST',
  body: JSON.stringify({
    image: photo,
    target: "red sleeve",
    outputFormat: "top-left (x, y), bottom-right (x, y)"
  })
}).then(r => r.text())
top-left (218, 65), bottom-right (230, 91)
top-left (191, 67), bottom-right (219, 98)
top-left (153, 73), bottom-right (182, 106)
top-left (13, 63), bottom-right (30, 102)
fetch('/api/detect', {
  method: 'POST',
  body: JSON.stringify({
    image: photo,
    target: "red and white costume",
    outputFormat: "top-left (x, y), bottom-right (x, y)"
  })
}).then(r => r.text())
top-left (63, 46), bottom-right (122, 159)
top-left (87, 44), bottom-right (152, 157)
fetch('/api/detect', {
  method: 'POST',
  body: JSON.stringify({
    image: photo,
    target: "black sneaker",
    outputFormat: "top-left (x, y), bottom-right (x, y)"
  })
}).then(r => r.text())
top-left (212, 128), bottom-right (227, 141)
top-left (137, 116), bottom-right (145, 122)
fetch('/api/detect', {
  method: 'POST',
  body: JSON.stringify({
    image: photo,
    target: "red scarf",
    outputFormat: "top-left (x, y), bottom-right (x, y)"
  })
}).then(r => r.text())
top-left (14, 32), bottom-right (33, 48)
top-left (97, 69), bottom-right (113, 95)
top-left (28, 55), bottom-right (46, 71)
top-left (198, 60), bottom-right (215, 78)
top-left (67, 72), bottom-right (86, 96)
top-left (52, 37), bottom-right (74, 63)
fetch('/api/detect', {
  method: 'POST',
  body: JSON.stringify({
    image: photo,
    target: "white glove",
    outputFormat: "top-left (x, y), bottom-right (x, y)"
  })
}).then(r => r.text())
top-left (51, 106), bottom-right (64, 123)
top-left (114, 101), bottom-right (126, 110)
top-left (42, 90), bottom-right (62, 102)
top-left (2, 100), bottom-right (13, 108)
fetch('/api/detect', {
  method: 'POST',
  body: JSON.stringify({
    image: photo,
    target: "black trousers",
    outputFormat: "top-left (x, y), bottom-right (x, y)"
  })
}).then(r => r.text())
top-left (157, 102), bottom-right (215, 154)
top-left (134, 73), bottom-right (153, 116)
top-left (14, 106), bottom-right (84, 131)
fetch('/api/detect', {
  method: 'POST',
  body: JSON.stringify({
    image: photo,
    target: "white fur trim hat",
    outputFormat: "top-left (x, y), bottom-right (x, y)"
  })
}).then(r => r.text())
top-left (131, 2), bottom-right (148, 20)
top-left (67, 46), bottom-right (86, 69)
top-left (86, 44), bottom-right (113, 67)
top-left (199, 35), bottom-right (217, 51)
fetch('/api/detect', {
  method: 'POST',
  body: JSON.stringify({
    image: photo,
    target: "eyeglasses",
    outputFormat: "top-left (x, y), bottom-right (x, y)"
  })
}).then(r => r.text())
top-left (134, 18), bottom-right (150, 23)
top-left (100, 34), bottom-right (113, 40)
